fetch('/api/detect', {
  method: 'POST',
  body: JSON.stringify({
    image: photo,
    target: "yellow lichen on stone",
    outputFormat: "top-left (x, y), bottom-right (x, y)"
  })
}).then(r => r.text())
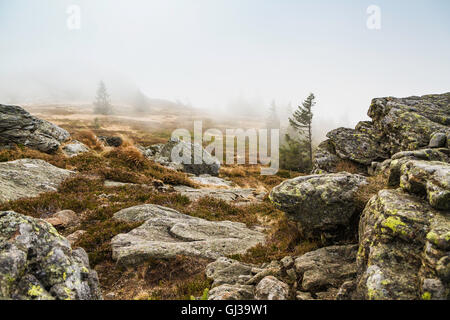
top-left (27, 285), bottom-right (44, 297)
top-left (381, 216), bottom-right (407, 235)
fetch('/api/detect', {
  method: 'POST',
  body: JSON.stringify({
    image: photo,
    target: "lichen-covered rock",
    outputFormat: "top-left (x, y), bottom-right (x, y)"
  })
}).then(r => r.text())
top-left (0, 211), bottom-right (102, 300)
top-left (397, 160), bottom-right (450, 210)
top-left (62, 140), bottom-right (89, 157)
top-left (0, 104), bottom-right (70, 153)
top-left (388, 149), bottom-right (450, 186)
top-left (205, 258), bottom-right (287, 300)
top-left (355, 189), bottom-right (449, 300)
top-left (368, 93), bottom-right (450, 154)
top-left (111, 205), bottom-right (265, 266)
top-left (294, 245), bottom-right (358, 295)
top-left (312, 93), bottom-right (450, 174)
top-left (429, 132), bottom-right (448, 148)
top-left (311, 139), bottom-right (340, 174)
top-left (205, 245), bottom-right (358, 301)
top-left (142, 138), bottom-right (220, 176)
top-left (208, 284), bottom-right (255, 300)
top-left (255, 276), bottom-right (290, 300)
top-left (269, 173), bottom-right (367, 240)
top-left (0, 159), bottom-right (74, 203)
top-left (326, 127), bottom-right (388, 165)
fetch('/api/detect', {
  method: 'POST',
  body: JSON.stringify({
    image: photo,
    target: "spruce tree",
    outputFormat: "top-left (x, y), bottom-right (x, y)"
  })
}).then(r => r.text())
top-left (289, 93), bottom-right (316, 166)
top-left (93, 81), bottom-right (113, 115)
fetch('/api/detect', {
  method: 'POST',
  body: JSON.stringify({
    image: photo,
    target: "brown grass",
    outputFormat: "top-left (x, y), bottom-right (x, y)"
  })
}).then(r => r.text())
top-left (97, 256), bottom-right (212, 300)
top-left (72, 130), bottom-right (104, 151)
top-left (230, 218), bottom-right (320, 264)
top-left (220, 165), bottom-right (303, 190)
top-left (335, 160), bottom-right (361, 174)
top-left (354, 173), bottom-right (389, 212)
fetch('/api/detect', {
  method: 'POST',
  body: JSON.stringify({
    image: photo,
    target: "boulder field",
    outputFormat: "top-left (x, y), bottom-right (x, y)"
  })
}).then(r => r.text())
top-left (0, 94), bottom-right (448, 300)
top-left (207, 92), bottom-right (450, 300)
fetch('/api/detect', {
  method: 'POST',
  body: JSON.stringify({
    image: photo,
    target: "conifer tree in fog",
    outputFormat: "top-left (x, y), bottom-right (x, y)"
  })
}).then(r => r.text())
top-left (289, 93), bottom-right (316, 166)
top-left (93, 81), bottom-right (113, 115)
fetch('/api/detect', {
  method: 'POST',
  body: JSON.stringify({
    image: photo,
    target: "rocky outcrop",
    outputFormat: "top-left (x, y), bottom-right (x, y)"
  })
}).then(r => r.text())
top-left (206, 244), bottom-right (358, 300)
top-left (0, 211), bottom-right (102, 300)
top-left (326, 126), bottom-right (388, 165)
top-left (368, 94), bottom-right (450, 154)
top-left (62, 141), bottom-right (89, 157)
top-left (0, 159), bottom-right (74, 203)
top-left (269, 172), bottom-right (367, 240)
top-left (355, 188), bottom-right (449, 300)
top-left (313, 93), bottom-right (450, 173)
top-left (0, 104), bottom-right (70, 153)
top-left (111, 204), bottom-right (265, 266)
top-left (141, 138), bottom-right (220, 176)
top-left (295, 245), bottom-right (358, 298)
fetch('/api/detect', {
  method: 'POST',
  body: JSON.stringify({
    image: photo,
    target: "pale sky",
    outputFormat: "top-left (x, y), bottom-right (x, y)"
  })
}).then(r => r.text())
top-left (1, 0), bottom-right (449, 127)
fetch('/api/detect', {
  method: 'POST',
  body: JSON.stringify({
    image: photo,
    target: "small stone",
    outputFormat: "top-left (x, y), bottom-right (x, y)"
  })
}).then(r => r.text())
top-left (44, 210), bottom-right (79, 229)
top-left (66, 230), bottom-right (87, 246)
top-left (62, 141), bottom-right (89, 157)
top-left (280, 256), bottom-right (294, 269)
top-left (296, 291), bottom-right (314, 300)
top-left (429, 132), bottom-right (447, 148)
top-left (255, 276), bottom-right (289, 300)
top-left (104, 292), bottom-right (116, 300)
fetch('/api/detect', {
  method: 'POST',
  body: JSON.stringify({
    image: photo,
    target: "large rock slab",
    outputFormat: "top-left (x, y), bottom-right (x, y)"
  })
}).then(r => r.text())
top-left (111, 204), bottom-right (265, 266)
top-left (269, 172), bottom-right (367, 239)
top-left (173, 185), bottom-right (266, 203)
top-left (0, 104), bottom-right (70, 153)
top-left (142, 137), bottom-right (220, 176)
top-left (0, 211), bottom-right (102, 300)
top-left (326, 127), bottom-right (388, 165)
top-left (0, 159), bottom-right (74, 203)
top-left (295, 245), bottom-right (358, 294)
top-left (355, 189), bottom-right (449, 300)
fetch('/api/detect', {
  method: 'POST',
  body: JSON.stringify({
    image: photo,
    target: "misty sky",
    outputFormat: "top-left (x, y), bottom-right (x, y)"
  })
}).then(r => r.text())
top-left (1, 0), bottom-right (449, 127)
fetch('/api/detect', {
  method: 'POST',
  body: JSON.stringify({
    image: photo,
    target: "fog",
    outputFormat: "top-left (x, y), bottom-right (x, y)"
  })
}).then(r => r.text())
top-left (1, 0), bottom-right (449, 137)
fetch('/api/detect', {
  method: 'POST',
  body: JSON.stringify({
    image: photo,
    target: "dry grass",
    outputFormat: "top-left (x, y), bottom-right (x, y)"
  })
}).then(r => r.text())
top-left (220, 165), bottom-right (303, 190)
top-left (354, 173), bottom-right (389, 212)
top-left (335, 160), bottom-right (362, 174)
top-left (230, 218), bottom-right (320, 264)
top-left (72, 130), bottom-right (104, 151)
top-left (97, 256), bottom-right (212, 300)
top-left (0, 105), bottom-right (328, 300)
